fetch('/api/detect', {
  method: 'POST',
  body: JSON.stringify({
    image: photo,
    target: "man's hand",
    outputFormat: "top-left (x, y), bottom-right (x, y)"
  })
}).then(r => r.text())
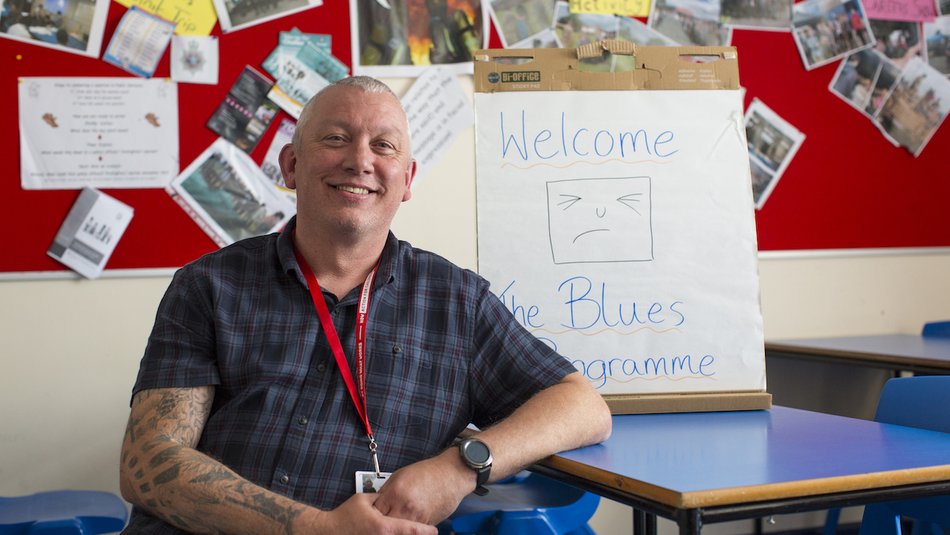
top-left (372, 451), bottom-right (473, 525)
top-left (316, 494), bottom-right (437, 535)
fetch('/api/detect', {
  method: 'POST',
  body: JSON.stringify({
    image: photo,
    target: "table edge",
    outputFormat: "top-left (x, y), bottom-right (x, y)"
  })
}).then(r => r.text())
top-left (539, 456), bottom-right (950, 509)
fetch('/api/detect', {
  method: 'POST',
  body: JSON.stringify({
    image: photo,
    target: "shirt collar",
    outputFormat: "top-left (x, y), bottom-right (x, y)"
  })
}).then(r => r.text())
top-left (279, 216), bottom-right (399, 292)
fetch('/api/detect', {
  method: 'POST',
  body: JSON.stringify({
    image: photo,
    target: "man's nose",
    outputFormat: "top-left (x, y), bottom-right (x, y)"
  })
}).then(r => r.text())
top-left (343, 142), bottom-right (374, 174)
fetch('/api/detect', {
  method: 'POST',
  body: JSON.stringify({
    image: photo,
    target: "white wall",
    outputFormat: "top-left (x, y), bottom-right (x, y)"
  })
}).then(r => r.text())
top-left (3, 76), bottom-right (948, 532)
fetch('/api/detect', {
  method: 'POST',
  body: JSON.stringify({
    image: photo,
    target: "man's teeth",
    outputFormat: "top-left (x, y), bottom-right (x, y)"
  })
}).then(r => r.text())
top-left (337, 185), bottom-right (370, 194)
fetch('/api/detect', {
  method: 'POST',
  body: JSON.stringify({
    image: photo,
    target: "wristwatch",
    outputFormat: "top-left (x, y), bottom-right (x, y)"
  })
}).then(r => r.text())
top-left (458, 437), bottom-right (492, 496)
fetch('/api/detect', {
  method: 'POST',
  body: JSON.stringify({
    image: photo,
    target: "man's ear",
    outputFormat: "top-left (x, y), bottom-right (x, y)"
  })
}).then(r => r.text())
top-left (279, 144), bottom-right (297, 190)
top-left (402, 159), bottom-right (417, 202)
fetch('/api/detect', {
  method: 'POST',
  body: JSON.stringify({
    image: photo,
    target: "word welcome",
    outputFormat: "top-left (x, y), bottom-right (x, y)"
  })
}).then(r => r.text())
top-left (498, 111), bottom-right (679, 163)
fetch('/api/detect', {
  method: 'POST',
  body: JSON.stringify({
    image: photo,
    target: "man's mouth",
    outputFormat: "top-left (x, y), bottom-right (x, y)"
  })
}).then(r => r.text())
top-left (335, 185), bottom-right (371, 195)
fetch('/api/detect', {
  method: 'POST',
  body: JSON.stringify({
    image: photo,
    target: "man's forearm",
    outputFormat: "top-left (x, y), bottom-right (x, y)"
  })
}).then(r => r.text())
top-left (120, 388), bottom-right (323, 534)
top-left (474, 372), bottom-right (612, 480)
top-left (122, 436), bottom-right (317, 533)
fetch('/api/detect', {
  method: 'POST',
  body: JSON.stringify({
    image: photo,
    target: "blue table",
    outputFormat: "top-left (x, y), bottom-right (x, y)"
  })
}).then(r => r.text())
top-left (531, 406), bottom-right (950, 535)
top-left (766, 335), bottom-right (950, 374)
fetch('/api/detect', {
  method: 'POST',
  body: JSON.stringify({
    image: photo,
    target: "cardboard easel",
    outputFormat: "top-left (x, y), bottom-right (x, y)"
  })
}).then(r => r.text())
top-left (473, 42), bottom-right (771, 415)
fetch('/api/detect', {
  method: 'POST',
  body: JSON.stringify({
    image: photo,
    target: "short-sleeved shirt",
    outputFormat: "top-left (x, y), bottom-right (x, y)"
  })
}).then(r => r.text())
top-left (126, 217), bottom-right (576, 533)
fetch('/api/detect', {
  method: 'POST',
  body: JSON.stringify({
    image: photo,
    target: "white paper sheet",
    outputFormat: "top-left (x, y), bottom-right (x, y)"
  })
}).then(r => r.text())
top-left (19, 77), bottom-right (179, 190)
top-left (171, 35), bottom-right (219, 85)
top-left (401, 67), bottom-right (474, 185)
top-left (475, 89), bottom-right (765, 396)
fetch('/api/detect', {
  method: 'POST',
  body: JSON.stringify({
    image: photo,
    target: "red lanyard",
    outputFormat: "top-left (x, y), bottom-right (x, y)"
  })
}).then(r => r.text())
top-left (294, 245), bottom-right (382, 474)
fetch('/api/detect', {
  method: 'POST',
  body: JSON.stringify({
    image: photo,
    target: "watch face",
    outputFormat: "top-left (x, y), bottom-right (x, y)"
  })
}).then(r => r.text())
top-left (463, 440), bottom-right (491, 465)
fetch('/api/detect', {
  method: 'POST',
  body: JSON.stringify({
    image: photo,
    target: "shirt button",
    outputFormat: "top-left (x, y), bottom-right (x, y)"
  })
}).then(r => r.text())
top-left (279, 474), bottom-right (290, 484)
top-left (298, 416), bottom-right (308, 425)
top-left (317, 363), bottom-right (327, 372)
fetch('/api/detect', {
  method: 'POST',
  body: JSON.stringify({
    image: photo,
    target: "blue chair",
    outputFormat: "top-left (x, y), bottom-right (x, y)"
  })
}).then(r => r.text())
top-left (921, 321), bottom-right (950, 338)
top-left (0, 490), bottom-right (128, 534)
top-left (824, 376), bottom-right (950, 535)
top-left (439, 471), bottom-right (599, 535)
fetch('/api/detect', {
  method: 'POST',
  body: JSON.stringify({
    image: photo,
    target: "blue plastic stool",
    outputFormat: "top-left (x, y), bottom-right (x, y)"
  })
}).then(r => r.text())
top-left (0, 490), bottom-right (128, 534)
top-left (439, 472), bottom-right (599, 535)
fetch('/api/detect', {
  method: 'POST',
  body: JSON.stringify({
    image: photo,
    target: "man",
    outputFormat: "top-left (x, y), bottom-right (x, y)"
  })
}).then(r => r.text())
top-left (119, 76), bottom-right (611, 534)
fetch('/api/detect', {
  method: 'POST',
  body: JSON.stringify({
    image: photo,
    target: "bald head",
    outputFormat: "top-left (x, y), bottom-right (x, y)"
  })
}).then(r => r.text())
top-left (292, 76), bottom-right (411, 151)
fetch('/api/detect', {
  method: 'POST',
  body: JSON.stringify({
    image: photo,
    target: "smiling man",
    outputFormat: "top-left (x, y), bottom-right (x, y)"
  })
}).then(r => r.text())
top-left (119, 76), bottom-right (611, 535)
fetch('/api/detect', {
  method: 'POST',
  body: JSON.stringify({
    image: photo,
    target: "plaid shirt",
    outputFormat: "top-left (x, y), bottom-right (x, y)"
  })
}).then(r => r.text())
top-left (126, 217), bottom-right (575, 533)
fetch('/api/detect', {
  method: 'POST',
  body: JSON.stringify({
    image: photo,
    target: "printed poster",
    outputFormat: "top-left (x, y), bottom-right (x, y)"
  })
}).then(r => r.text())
top-left (19, 77), bottom-right (179, 190)
top-left (168, 138), bottom-right (296, 246)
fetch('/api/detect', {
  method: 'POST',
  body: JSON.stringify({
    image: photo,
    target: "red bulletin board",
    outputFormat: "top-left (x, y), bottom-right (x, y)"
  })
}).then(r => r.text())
top-left (3, 3), bottom-right (949, 275)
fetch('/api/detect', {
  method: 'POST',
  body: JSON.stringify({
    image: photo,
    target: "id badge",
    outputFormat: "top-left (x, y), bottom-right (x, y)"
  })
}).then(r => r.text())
top-left (356, 470), bottom-right (391, 494)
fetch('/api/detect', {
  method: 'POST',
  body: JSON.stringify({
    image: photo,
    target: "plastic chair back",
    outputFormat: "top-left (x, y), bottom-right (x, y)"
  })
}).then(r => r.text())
top-left (0, 490), bottom-right (128, 534)
top-left (440, 471), bottom-right (599, 535)
top-left (921, 321), bottom-right (950, 338)
top-left (857, 377), bottom-right (950, 535)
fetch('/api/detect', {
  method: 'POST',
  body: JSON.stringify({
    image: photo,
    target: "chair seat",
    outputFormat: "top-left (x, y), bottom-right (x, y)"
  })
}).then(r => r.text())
top-left (825, 376), bottom-right (950, 535)
top-left (0, 490), bottom-right (128, 534)
top-left (441, 472), bottom-right (599, 535)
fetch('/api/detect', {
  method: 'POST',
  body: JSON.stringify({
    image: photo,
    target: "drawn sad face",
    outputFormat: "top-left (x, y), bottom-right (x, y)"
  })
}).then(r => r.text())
top-left (546, 176), bottom-right (653, 264)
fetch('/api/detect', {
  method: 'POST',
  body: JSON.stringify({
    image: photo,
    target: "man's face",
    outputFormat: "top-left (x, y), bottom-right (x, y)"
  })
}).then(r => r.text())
top-left (281, 85), bottom-right (415, 239)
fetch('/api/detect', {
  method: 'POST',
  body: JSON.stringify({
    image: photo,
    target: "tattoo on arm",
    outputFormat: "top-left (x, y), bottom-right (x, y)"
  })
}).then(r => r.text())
top-left (122, 388), bottom-right (306, 533)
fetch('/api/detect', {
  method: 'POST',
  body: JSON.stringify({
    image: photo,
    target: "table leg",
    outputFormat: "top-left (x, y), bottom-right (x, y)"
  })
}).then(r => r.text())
top-left (633, 509), bottom-right (658, 535)
top-left (678, 508), bottom-right (702, 535)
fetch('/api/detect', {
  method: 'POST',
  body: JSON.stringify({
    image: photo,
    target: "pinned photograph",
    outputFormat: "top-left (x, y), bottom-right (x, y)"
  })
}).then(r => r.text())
top-left (171, 35), bottom-right (219, 85)
top-left (212, 0), bottom-right (321, 33)
top-left (748, 158), bottom-right (778, 210)
top-left (618, 14), bottom-right (678, 46)
top-left (350, 0), bottom-right (487, 77)
top-left (744, 98), bottom-right (805, 209)
top-left (510, 27), bottom-right (558, 48)
top-left (923, 15), bottom-right (950, 76)
top-left (864, 54), bottom-right (901, 117)
top-left (553, 1), bottom-right (618, 50)
top-left (829, 48), bottom-right (883, 114)
top-left (0, 0), bottom-right (109, 57)
top-left (792, 0), bottom-right (875, 70)
top-left (869, 19), bottom-right (923, 69)
top-left (720, 0), bottom-right (793, 32)
top-left (488, 0), bottom-right (555, 48)
top-left (648, 0), bottom-right (732, 46)
top-left (168, 138), bottom-right (296, 247)
top-left (873, 57), bottom-right (950, 156)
